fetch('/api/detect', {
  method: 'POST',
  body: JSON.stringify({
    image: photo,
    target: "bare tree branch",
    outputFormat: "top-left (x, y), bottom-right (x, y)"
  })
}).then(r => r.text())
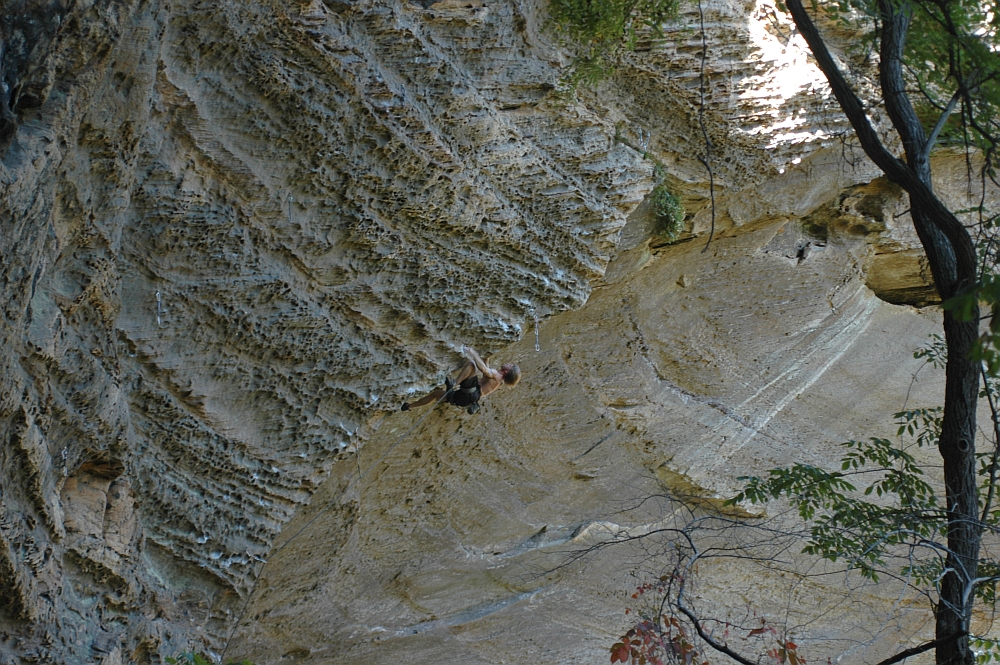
top-left (674, 600), bottom-right (761, 665)
top-left (873, 631), bottom-right (968, 665)
top-left (924, 89), bottom-right (964, 161)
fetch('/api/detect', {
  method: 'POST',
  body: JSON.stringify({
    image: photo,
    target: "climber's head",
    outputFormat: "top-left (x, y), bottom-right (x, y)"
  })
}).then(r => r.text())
top-left (501, 363), bottom-right (521, 387)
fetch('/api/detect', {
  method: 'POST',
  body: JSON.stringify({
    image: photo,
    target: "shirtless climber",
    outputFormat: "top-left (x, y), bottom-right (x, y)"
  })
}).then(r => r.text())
top-left (401, 345), bottom-right (521, 414)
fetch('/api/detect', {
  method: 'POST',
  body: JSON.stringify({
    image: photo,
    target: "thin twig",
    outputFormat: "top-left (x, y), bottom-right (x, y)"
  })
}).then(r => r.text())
top-left (675, 577), bottom-right (759, 665)
top-left (871, 631), bottom-right (967, 665)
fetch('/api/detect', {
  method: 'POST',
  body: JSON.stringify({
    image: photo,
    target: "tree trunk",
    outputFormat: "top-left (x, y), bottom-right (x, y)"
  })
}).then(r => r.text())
top-left (937, 309), bottom-right (981, 665)
top-left (782, 1), bottom-right (982, 662)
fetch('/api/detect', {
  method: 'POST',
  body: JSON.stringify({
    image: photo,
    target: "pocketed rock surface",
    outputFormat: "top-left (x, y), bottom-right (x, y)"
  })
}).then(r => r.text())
top-left (0, 0), bottom-right (994, 663)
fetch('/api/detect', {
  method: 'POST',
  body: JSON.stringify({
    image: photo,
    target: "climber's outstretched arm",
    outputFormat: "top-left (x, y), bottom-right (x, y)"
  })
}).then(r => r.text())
top-left (463, 345), bottom-right (501, 381)
top-left (455, 361), bottom-right (476, 383)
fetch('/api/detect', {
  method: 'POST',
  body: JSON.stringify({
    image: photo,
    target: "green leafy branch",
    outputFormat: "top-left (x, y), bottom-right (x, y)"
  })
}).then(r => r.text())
top-left (894, 407), bottom-right (942, 448)
top-left (726, 402), bottom-right (1000, 612)
top-left (973, 636), bottom-right (1000, 665)
top-left (913, 334), bottom-right (946, 370)
top-left (726, 428), bottom-right (944, 581)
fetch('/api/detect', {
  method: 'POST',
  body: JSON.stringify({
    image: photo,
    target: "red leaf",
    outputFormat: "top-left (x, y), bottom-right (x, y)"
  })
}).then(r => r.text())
top-left (748, 628), bottom-right (769, 637)
top-left (786, 642), bottom-right (797, 651)
top-left (611, 643), bottom-right (630, 663)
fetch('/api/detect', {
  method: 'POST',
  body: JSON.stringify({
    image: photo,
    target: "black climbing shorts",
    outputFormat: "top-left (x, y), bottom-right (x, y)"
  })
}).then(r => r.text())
top-left (447, 376), bottom-right (481, 408)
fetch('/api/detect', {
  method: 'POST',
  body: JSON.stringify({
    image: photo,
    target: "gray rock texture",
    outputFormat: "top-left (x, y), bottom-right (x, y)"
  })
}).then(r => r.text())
top-left (0, 0), bottom-right (994, 662)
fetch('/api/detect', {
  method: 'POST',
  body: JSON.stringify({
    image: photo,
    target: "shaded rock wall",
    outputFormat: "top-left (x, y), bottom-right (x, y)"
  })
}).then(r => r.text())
top-left (0, 0), bottom-right (984, 662)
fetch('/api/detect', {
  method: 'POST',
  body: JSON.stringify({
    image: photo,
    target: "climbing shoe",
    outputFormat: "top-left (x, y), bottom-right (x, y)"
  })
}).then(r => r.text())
top-left (401, 402), bottom-right (410, 411)
top-left (466, 403), bottom-right (480, 415)
top-left (445, 376), bottom-right (455, 391)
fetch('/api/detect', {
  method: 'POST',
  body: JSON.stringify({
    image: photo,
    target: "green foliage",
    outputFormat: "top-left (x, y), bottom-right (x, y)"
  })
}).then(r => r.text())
top-left (894, 407), bottom-right (942, 447)
top-left (650, 183), bottom-right (684, 240)
top-left (913, 333), bottom-right (946, 370)
top-left (612, 127), bottom-right (687, 242)
top-left (813, 0), bottom-right (1000, 160)
top-left (166, 652), bottom-right (256, 665)
top-left (974, 560), bottom-right (1000, 606)
top-left (166, 654), bottom-right (214, 665)
top-left (901, 0), bottom-right (1000, 156)
top-left (727, 393), bottom-right (1000, 617)
top-left (547, 0), bottom-right (681, 87)
top-left (974, 637), bottom-right (1000, 665)
top-left (727, 429), bottom-right (941, 580)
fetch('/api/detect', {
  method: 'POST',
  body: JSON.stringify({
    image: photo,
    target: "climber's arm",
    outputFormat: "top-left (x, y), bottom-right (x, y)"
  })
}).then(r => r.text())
top-left (455, 361), bottom-right (476, 383)
top-left (463, 345), bottom-right (501, 381)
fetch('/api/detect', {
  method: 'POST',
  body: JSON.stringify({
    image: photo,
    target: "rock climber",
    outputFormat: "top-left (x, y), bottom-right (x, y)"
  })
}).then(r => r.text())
top-left (401, 345), bottom-right (521, 415)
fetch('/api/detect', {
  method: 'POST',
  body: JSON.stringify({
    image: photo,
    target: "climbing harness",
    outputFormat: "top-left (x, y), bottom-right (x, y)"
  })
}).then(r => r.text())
top-left (444, 375), bottom-right (483, 414)
top-left (219, 380), bottom-right (459, 662)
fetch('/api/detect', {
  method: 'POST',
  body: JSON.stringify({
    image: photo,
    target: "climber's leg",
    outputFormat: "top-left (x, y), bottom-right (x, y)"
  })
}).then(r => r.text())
top-left (401, 387), bottom-right (447, 411)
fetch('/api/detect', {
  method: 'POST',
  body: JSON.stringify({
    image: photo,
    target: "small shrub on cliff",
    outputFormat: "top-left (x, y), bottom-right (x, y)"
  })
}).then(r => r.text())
top-left (547, 0), bottom-right (680, 86)
top-left (650, 183), bottom-right (684, 241)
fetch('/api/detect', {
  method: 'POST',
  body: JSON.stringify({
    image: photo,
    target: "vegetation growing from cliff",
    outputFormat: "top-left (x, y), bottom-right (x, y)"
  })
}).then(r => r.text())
top-left (650, 183), bottom-right (684, 241)
top-left (613, 123), bottom-right (688, 242)
top-left (546, 0), bottom-right (679, 86)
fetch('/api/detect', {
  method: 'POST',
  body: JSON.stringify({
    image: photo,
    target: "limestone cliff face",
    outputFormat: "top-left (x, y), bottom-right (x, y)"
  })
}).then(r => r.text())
top-left (0, 0), bottom-right (983, 662)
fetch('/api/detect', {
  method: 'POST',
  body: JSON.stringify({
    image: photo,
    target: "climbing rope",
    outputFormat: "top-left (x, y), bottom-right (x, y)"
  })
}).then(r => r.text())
top-left (696, 0), bottom-right (717, 253)
top-left (219, 382), bottom-right (457, 663)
